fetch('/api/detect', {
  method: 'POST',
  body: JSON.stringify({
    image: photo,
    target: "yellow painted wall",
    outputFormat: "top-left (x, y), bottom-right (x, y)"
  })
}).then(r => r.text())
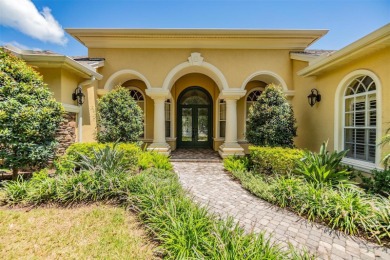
top-left (89, 48), bottom-right (292, 90)
top-left (36, 68), bottom-right (62, 101)
top-left (293, 47), bottom-right (390, 163)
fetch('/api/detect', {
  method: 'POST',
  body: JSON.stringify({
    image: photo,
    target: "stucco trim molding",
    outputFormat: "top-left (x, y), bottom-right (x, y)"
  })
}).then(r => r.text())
top-left (62, 103), bottom-right (80, 113)
top-left (334, 69), bottom-right (382, 169)
top-left (104, 69), bottom-right (152, 91)
top-left (240, 70), bottom-right (290, 94)
top-left (162, 52), bottom-right (229, 91)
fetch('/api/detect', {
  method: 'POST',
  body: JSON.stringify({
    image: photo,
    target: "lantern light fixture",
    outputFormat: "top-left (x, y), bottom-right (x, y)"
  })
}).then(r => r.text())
top-left (72, 86), bottom-right (85, 105)
top-left (307, 88), bottom-right (321, 107)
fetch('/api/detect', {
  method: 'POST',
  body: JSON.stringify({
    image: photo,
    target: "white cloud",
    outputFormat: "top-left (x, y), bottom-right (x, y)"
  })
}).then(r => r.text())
top-left (0, 0), bottom-right (67, 45)
top-left (0, 40), bottom-right (42, 51)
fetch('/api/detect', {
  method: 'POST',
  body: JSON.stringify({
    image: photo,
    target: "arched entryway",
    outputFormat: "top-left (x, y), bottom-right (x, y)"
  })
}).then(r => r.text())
top-left (177, 87), bottom-right (213, 148)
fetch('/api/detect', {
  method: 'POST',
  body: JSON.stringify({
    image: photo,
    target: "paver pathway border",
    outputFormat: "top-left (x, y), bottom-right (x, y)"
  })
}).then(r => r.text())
top-left (173, 161), bottom-right (390, 260)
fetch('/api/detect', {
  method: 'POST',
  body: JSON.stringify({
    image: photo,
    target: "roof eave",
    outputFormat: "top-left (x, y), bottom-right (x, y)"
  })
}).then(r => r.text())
top-left (298, 23), bottom-right (390, 77)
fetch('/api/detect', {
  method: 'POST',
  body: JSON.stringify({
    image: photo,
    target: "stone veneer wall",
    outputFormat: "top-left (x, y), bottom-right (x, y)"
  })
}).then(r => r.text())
top-left (56, 112), bottom-right (77, 156)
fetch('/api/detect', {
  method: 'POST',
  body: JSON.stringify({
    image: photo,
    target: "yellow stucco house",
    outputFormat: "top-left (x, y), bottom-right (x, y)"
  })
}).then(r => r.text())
top-left (6, 23), bottom-right (389, 172)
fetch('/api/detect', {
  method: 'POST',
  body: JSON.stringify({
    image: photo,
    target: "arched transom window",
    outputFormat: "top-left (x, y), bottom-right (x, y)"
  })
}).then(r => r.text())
top-left (246, 89), bottom-right (263, 119)
top-left (128, 88), bottom-right (145, 138)
top-left (344, 75), bottom-right (376, 163)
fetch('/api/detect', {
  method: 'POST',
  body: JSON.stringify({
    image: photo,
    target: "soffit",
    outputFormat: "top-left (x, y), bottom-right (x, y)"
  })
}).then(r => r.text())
top-left (66, 28), bottom-right (328, 50)
top-left (298, 23), bottom-right (390, 77)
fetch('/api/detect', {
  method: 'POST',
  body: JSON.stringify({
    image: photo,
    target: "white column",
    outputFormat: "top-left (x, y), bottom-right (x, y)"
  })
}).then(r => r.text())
top-left (225, 99), bottom-right (238, 144)
top-left (145, 88), bottom-right (171, 155)
top-left (153, 97), bottom-right (166, 144)
top-left (218, 90), bottom-right (246, 158)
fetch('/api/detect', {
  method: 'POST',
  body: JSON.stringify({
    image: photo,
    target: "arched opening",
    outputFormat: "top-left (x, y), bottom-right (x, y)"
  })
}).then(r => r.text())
top-left (177, 86), bottom-right (213, 148)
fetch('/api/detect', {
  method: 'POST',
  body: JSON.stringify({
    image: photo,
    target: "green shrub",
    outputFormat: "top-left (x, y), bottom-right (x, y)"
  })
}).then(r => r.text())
top-left (295, 142), bottom-right (352, 187)
top-left (226, 168), bottom-right (390, 244)
top-left (55, 142), bottom-right (140, 174)
top-left (0, 49), bottom-right (64, 179)
top-left (138, 151), bottom-right (172, 171)
top-left (223, 155), bottom-right (249, 173)
top-left (97, 87), bottom-right (143, 143)
top-left (249, 146), bottom-right (303, 175)
top-left (246, 83), bottom-right (297, 147)
top-left (360, 169), bottom-right (390, 195)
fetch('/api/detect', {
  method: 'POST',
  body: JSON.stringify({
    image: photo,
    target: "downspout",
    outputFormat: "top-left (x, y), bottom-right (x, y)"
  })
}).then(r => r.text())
top-left (77, 76), bottom-right (96, 142)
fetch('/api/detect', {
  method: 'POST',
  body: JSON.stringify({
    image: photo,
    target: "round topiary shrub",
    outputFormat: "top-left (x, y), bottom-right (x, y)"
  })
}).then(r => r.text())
top-left (97, 86), bottom-right (143, 143)
top-left (246, 83), bottom-right (297, 147)
top-left (0, 49), bottom-right (64, 179)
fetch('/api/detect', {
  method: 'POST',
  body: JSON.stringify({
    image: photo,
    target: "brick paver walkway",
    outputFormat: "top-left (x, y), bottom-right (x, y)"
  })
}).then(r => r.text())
top-left (173, 162), bottom-right (390, 260)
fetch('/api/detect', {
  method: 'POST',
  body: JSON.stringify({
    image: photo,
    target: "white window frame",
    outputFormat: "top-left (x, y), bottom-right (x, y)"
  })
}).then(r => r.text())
top-left (127, 87), bottom-right (146, 139)
top-left (334, 70), bottom-right (382, 172)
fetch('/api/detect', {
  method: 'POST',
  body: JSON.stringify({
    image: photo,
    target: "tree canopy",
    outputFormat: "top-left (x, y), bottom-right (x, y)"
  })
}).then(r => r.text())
top-left (0, 49), bottom-right (64, 178)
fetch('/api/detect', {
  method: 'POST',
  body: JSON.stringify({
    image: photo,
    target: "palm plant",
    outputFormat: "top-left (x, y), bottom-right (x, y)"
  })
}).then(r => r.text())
top-left (295, 141), bottom-right (352, 187)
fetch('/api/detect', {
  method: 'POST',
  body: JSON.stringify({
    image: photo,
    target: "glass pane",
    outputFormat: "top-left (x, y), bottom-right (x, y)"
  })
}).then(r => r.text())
top-left (355, 144), bottom-right (365, 160)
top-left (165, 121), bottom-right (170, 138)
top-left (345, 143), bottom-right (355, 158)
top-left (345, 113), bottom-right (353, 127)
top-left (368, 145), bottom-right (376, 162)
top-left (182, 108), bottom-right (192, 142)
top-left (181, 89), bottom-right (209, 105)
top-left (368, 94), bottom-right (376, 109)
top-left (345, 129), bottom-right (354, 143)
top-left (355, 97), bottom-right (365, 111)
top-left (220, 103), bottom-right (226, 120)
top-left (220, 121), bottom-right (226, 138)
top-left (355, 129), bottom-right (365, 144)
top-left (345, 98), bottom-right (354, 112)
top-left (369, 111), bottom-right (376, 126)
top-left (198, 108), bottom-right (208, 142)
top-left (354, 112), bottom-right (365, 126)
top-left (369, 129), bottom-right (376, 145)
top-left (165, 103), bottom-right (171, 121)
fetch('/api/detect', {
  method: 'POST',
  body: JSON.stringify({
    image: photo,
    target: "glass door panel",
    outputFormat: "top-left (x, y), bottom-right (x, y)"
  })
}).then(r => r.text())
top-left (197, 108), bottom-right (208, 142)
top-left (181, 108), bottom-right (193, 142)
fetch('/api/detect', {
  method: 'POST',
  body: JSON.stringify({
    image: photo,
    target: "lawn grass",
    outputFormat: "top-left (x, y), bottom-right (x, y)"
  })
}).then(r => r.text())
top-left (0, 204), bottom-right (158, 259)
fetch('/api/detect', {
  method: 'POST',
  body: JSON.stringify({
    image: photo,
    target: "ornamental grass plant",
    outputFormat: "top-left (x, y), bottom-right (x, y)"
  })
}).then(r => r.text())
top-left (0, 146), bottom-right (311, 259)
top-left (225, 156), bottom-right (390, 245)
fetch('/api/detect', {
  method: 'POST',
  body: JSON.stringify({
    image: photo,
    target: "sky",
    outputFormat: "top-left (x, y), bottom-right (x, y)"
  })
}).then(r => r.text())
top-left (0, 0), bottom-right (389, 56)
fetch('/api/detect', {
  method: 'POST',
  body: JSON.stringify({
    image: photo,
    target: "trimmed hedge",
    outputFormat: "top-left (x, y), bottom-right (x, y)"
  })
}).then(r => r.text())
top-left (55, 142), bottom-right (140, 174)
top-left (249, 146), bottom-right (304, 175)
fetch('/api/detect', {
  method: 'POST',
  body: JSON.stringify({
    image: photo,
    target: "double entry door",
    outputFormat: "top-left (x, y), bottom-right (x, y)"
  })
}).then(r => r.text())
top-left (178, 105), bottom-right (212, 148)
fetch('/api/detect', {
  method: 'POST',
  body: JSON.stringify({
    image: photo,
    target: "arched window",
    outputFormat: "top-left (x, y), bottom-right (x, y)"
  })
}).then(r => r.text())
top-left (343, 75), bottom-right (376, 163)
top-left (246, 89), bottom-right (263, 120)
top-left (128, 88), bottom-right (145, 138)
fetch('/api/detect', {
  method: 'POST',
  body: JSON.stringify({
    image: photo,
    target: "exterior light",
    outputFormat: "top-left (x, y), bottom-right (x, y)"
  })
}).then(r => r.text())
top-left (307, 88), bottom-right (321, 107)
top-left (72, 86), bottom-right (85, 105)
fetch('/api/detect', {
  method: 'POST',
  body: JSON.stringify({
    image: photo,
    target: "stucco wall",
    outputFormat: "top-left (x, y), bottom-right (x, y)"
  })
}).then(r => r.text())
top-left (89, 48), bottom-right (292, 90)
top-left (293, 47), bottom-right (390, 165)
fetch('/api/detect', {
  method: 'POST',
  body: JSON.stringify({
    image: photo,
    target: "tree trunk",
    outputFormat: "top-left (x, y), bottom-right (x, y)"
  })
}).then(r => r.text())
top-left (12, 168), bottom-right (18, 180)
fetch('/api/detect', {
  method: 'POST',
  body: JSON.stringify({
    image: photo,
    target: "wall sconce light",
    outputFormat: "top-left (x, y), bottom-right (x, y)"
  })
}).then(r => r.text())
top-left (72, 86), bottom-right (85, 105)
top-left (307, 88), bottom-right (321, 107)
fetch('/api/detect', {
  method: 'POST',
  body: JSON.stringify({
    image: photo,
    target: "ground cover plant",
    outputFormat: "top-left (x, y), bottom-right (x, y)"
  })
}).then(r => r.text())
top-left (224, 153), bottom-right (390, 246)
top-left (0, 49), bottom-right (63, 179)
top-left (0, 205), bottom-right (157, 259)
top-left (0, 146), bottom-right (311, 259)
